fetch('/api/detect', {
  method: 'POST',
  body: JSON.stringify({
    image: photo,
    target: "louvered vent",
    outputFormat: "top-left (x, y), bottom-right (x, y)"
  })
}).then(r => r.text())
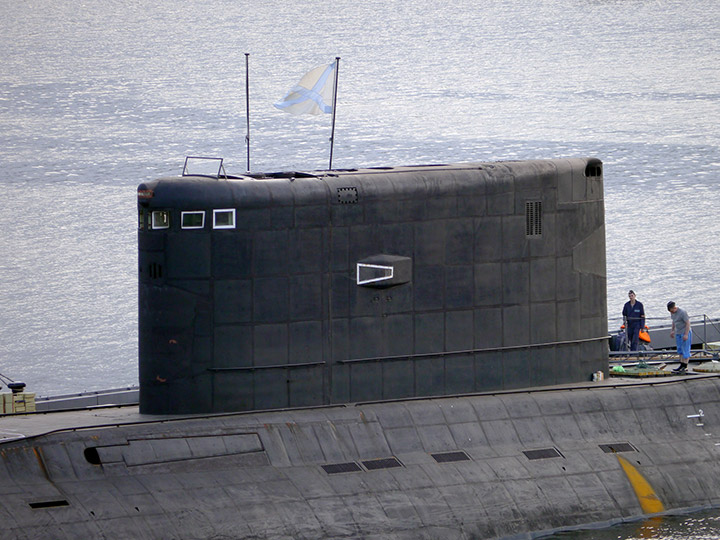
top-left (599, 442), bottom-right (637, 454)
top-left (431, 451), bottom-right (471, 463)
top-left (322, 462), bottom-right (362, 474)
top-left (362, 457), bottom-right (403, 470)
top-left (523, 447), bottom-right (564, 460)
top-left (526, 201), bottom-right (542, 237)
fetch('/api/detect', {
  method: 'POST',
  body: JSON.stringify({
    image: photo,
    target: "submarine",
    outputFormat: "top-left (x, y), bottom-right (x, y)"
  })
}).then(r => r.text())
top-left (1, 156), bottom-right (720, 539)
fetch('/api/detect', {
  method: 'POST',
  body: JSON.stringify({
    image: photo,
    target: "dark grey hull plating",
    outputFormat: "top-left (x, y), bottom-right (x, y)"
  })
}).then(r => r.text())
top-left (1, 376), bottom-right (720, 539)
top-left (137, 158), bottom-right (607, 415)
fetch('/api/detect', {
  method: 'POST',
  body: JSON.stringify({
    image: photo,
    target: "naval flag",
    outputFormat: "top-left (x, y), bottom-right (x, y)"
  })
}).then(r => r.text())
top-left (274, 61), bottom-right (337, 115)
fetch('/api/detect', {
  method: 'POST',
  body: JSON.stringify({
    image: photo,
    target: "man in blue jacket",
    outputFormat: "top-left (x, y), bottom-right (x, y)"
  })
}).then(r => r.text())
top-left (622, 290), bottom-right (645, 351)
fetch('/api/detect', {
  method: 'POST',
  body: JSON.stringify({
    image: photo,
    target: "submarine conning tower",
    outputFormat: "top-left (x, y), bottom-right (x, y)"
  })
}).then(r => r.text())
top-left (137, 158), bottom-right (607, 414)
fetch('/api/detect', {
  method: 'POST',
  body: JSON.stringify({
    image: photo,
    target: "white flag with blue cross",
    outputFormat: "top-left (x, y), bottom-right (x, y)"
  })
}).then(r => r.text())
top-left (274, 61), bottom-right (337, 115)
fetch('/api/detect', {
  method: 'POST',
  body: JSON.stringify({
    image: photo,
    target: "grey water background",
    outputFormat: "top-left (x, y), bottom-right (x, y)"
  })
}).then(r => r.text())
top-left (1, 0), bottom-right (719, 536)
top-left (545, 508), bottom-right (720, 540)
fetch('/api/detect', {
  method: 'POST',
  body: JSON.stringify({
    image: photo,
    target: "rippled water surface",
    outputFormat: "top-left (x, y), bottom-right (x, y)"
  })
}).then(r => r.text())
top-left (546, 508), bottom-right (720, 539)
top-left (2, 2), bottom-right (719, 396)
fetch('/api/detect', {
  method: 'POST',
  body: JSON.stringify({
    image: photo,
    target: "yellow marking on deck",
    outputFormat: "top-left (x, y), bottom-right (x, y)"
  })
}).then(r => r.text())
top-left (616, 454), bottom-right (664, 514)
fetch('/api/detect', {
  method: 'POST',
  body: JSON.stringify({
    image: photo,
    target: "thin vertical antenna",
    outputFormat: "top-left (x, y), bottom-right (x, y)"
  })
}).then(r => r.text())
top-left (328, 57), bottom-right (340, 170)
top-left (245, 52), bottom-right (250, 172)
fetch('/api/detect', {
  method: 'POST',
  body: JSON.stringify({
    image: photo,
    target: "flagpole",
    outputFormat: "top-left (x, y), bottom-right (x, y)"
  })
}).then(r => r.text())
top-left (245, 52), bottom-right (251, 172)
top-left (328, 56), bottom-right (340, 170)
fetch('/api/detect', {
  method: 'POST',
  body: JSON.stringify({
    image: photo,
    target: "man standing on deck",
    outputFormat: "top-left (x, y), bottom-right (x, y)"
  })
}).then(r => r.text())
top-left (667, 301), bottom-right (692, 372)
top-left (622, 290), bottom-right (645, 351)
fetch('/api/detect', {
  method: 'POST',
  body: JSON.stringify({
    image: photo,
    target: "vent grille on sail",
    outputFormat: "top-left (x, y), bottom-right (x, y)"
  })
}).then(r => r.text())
top-left (526, 201), bottom-right (542, 237)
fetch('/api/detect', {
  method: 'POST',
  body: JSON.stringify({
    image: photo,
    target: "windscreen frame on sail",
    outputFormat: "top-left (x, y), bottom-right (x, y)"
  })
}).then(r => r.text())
top-left (137, 158), bottom-right (607, 414)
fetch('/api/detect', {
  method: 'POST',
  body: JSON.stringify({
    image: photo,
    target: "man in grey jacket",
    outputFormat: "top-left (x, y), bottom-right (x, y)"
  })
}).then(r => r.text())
top-left (667, 301), bottom-right (692, 373)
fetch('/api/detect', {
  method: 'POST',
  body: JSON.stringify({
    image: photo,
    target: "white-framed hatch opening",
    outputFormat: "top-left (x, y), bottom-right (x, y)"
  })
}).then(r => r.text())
top-left (181, 211), bottom-right (205, 229)
top-left (357, 263), bottom-right (395, 286)
top-left (213, 209), bottom-right (236, 229)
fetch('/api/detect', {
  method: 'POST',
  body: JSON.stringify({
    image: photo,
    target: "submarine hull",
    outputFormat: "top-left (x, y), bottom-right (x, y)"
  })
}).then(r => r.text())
top-left (1, 377), bottom-right (719, 539)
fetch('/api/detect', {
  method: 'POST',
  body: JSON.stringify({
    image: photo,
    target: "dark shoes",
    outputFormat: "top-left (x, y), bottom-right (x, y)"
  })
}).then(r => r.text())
top-left (672, 364), bottom-right (688, 373)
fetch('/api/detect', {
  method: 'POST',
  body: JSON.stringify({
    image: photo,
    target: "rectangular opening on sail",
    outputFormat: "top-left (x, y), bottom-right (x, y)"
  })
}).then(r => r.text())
top-left (151, 210), bottom-right (170, 230)
top-left (181, 211), bottom-right (205, 229)
top-left (213, 209), bottom-right (235, 229)
top-left (356, 255), bottom-right (412, 288)
top-left (357, 263), bottom-right (393, 285)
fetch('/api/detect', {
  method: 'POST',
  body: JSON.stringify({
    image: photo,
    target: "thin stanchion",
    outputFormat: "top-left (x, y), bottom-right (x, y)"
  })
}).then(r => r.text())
top-left (245, 53), bottom-right (251, 172)
top-left (328, 56), bottom-right (340, 170)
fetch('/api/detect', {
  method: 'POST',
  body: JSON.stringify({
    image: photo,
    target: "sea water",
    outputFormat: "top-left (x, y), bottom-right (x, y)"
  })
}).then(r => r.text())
top-left (545, 508), bottom-right (720, 539)
top-left (1, 1), bottom-right (719, 536)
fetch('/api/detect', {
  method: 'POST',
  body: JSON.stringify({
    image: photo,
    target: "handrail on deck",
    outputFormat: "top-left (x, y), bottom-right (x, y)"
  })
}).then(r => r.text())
top-left (609, 348), bottom-right (720, 364)
top-left (609, 313), bottom-right (720, 349)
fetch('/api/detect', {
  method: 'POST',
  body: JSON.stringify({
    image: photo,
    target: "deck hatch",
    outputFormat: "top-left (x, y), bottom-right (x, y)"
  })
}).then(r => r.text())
top-left (362, 457), bottom-right (403, 470)
top-left (599, 442), bottom-right (637, 454)
top-left (523, 448), bottom-right (564, 460)
top-left (322, 462), bottom-right (362, 474)
top-left (431, 451), bottom-right (471, 463)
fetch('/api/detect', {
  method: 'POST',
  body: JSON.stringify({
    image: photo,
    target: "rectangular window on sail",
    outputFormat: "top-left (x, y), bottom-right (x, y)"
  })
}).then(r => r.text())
top-left (151, 210), bottom-right (170, 230)
top-left (213, 209), bottom-right (236, 229)
top-left (181, 211), bottom-right (205, 229)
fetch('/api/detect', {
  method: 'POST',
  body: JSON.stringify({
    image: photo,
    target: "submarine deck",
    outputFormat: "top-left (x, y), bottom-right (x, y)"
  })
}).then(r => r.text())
top-left (2, 368), bottom-right (718, 443)
top-left (2, 365), bottom-right (720, 539)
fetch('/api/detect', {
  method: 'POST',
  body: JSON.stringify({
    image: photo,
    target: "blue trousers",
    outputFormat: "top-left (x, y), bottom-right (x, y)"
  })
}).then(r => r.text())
top-left (627, 325), bottom-right (642, 351)
top-left (675, 329), bottom-right (692, 360)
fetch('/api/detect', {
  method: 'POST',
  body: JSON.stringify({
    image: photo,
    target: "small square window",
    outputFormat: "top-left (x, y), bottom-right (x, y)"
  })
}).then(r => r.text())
top-left (151, 210), bottom-right (170, 229)
top-left (138, 209), bottom-right (145, 230)
top-left (213, 209), bottom-right (235, 229)
top-left (181, 211), bottom-right (205, 229)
